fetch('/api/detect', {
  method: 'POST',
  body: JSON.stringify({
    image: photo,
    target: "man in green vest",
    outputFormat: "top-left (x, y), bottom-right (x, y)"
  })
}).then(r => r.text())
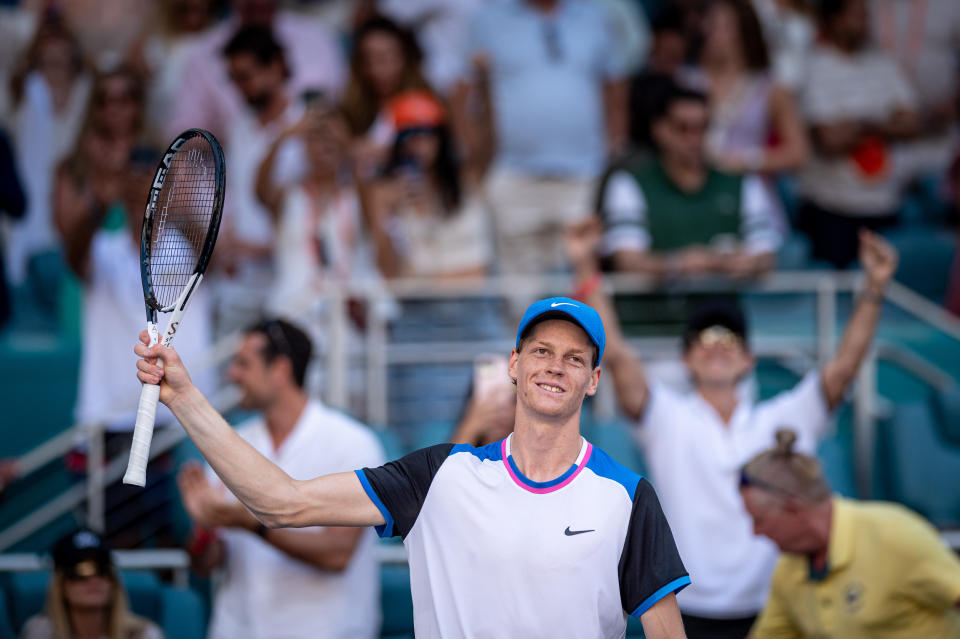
top-left (598, 84), bottom-right (782, 279)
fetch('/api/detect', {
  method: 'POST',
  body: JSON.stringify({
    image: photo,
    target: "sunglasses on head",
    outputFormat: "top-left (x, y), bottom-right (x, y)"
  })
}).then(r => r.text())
top-left (696, 325), bottom-right (742, 349)
top-left (62, 559), bottom-right (112, 581)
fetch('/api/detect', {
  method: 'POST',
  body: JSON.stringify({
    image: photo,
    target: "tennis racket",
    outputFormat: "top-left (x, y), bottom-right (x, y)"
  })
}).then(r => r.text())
top-left (123, 129), bottom-right (225, 487)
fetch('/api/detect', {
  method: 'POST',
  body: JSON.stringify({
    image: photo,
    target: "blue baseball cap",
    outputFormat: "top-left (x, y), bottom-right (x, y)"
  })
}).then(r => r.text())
top-left (515, 297), bottom-right (605, 366)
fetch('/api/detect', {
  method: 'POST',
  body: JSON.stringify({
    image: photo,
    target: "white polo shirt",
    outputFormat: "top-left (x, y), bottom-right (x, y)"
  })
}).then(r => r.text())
top-left (636, 372), bottom-right (831, 618)
top-left (207, 400), bottom-right (385, 639)
top-left (357, 434), bottom-right (690, 638)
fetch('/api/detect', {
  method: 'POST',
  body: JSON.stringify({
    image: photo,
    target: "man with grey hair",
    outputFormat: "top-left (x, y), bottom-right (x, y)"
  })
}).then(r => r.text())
top-left (741, 429), bottom-right (960, 638)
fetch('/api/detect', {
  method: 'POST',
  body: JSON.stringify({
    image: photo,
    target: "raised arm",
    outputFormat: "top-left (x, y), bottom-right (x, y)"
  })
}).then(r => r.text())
top-left (254, 131), bottom-right (292, 222)
top-left (820, 230), bottom-right (898, 409)
top-left (567, 219), bottom-right (650, 420)
top-left (135, 335), bottom-right (384, 529)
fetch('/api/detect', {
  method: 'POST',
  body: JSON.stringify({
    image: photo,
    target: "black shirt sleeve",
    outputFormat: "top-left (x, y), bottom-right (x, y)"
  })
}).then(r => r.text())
top-left (356, 443), bottom-right (454, 539)
top-left (619, 478), bottom-right (690, 618)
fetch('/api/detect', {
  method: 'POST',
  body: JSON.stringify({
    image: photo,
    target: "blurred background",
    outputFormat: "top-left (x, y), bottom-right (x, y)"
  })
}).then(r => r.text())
top-left (0, 0), bottom-right (958, 637)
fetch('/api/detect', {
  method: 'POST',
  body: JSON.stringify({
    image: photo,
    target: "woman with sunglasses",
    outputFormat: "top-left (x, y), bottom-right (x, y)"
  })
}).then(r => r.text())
top-left (21, 529), bottom-right (163, 639)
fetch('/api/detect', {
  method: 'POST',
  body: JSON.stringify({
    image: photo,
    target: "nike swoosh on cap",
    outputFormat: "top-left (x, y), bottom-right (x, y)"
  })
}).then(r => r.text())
top-left (564, 526), bottom-right (595, 536)
top-left (551, 302), bottom-right (579, 308)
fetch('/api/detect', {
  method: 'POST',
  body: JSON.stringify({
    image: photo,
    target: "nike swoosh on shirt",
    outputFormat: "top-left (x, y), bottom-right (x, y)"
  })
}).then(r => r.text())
top-left (551, 302), bottom-right (579, 308)
top-left (564, 526), bottom-right (595, 536)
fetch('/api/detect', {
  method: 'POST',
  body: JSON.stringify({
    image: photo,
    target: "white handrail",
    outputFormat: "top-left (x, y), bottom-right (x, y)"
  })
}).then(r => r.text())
top-left (4, 271), bottom-right (959, 551)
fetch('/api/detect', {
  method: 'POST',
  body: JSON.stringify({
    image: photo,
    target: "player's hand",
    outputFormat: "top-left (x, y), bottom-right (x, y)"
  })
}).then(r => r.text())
top-left (859, 229), bottom-right (898, 293)
top-left (135, 330), bottom-right (194, 408)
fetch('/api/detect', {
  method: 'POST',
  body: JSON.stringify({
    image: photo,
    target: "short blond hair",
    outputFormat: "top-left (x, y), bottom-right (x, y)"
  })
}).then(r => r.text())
top-left (740, 429), bottom-right (831, 502)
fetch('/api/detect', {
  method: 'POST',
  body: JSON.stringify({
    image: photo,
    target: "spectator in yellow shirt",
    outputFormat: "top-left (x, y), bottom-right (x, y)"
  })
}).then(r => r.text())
top-left (741, 429), bottom-right (960, 639)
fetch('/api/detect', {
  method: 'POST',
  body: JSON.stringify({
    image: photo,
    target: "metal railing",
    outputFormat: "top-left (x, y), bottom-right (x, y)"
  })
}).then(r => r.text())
top-left (0, 549), bottom-right (192, 587)
top-left (2, 271), bottom-right (959, 552)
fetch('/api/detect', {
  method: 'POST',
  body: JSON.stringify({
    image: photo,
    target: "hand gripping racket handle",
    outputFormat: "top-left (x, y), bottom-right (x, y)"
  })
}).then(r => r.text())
top-left (123, 323), bottom-right (162, 486)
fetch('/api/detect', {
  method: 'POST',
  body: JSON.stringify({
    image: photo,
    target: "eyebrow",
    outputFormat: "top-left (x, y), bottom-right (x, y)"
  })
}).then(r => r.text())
top-left (529, 340), bottom-right (589, 356)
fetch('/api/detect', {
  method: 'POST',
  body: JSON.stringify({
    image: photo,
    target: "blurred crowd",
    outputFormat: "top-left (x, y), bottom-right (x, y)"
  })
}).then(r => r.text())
top-left (1, 0), bottom-right (960, 438)
top-left (3, 2), bottom-right (960, 637)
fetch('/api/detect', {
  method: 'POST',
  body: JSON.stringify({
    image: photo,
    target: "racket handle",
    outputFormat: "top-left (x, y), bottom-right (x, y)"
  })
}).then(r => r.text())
top-left (123, 383), bottom-right (160, 486)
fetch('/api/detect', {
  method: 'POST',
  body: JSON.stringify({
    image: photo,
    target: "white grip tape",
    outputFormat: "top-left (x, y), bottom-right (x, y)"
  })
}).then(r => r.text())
top-left (123, 383), bottom-right (160, 486)
top-left (123, 321), bottom-right (162, 487)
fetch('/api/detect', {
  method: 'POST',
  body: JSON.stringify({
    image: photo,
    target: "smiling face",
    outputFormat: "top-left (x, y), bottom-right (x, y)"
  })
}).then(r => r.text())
top-left (508, 319), bottom-right (600, 424)
top-left (226, 333), bottom-right (288, 410)
top-left (684, 327), bottom-right (754, 389)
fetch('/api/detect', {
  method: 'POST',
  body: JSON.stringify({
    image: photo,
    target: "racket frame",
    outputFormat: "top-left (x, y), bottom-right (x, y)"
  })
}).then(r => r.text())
top-left (123, 129), bottom-right (224, 487)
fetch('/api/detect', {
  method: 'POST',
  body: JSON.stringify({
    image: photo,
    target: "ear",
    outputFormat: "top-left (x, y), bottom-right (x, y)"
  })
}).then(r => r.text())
top-left (507, 348), bottom-right (520, 384)
top-left (269, 356), bottom-right (294, 386)
top-left (584, 366), bottom-right (601, 397)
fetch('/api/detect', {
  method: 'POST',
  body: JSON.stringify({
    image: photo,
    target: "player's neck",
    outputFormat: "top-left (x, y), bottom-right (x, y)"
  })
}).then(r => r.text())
top-left (510, 411), bottom-right (583, 482)
top-left (264, 389), bottom-right (308, 452)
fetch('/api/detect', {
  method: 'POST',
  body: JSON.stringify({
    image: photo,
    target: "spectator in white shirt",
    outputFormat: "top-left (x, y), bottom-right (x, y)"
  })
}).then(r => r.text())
top-left (6, 13), bottom-right (91, 285)
top-left (797, 0), bottom-right (920, 267)
top-left (213, 25), bottom-right (309, 333)
top-left (567, 218), bottom-right (899, 639)
top-left (871, 0), bottom-right (960, 179)
top-left (452, 0), bottom-right (629, 278)
top-left (126, 0), bottom-right (219, 147)
top-left (166, 0), bottom-right (345, 141)
top-left (55, 66), bottom-right (212, 433)
top-left (180, 319), bottom-right (385, 639)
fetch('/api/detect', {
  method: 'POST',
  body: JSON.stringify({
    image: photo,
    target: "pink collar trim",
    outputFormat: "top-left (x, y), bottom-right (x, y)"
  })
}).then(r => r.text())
top-left (501, 434), bottom-right (593, 495)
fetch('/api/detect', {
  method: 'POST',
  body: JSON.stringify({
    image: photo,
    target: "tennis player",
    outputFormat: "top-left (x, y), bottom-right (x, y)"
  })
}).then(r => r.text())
top-left (135, 299), bottom-right (690, 638)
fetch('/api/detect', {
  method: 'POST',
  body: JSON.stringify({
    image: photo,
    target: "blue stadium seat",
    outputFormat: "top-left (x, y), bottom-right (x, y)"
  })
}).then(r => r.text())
top-left (0, 588), bottom-right (14, 639)
top-left (373, 427), bottom-right (405, 461)
top-left (380, 563), bottom-right (414, 639)
top-left (817, 433), bottom-right (857, 498)
top-left (409, 420), bottom-right (454, 453)
top-left (884, 227), bottom-right (956, 303)
top-left (932, 386), bottom-right (960, 445)
top-left (626, 614), bottom-right (646, 638)
top-left (1, 570), bottom-right (205, 638)
top-left (875, 399), bottom-right (960, 526)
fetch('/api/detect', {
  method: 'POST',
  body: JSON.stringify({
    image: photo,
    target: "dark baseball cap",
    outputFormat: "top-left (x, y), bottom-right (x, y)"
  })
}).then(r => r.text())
top-left (683, 299), bottom-right (748, 349)
top-left (52, 529), bottom-right (113, 579)
top-left (515, 297), bottom-right (605, 366)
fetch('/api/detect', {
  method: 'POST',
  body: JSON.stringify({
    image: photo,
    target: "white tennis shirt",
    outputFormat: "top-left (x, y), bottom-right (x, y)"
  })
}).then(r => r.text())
top-left (636, 372), bottom-right (831, 617)
top-left (208, 400), bottom-right (385, 639)
top-left (357, 433), bottom-right (689, 638)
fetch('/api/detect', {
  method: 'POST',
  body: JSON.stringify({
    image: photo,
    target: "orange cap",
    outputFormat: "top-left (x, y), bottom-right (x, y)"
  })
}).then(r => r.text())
top-left (388, 90), bottom-right (446, 130)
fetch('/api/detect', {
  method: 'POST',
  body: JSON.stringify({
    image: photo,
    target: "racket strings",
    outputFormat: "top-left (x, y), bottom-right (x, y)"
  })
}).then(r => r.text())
top-left (150, 137), bottom-right (216, 308)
